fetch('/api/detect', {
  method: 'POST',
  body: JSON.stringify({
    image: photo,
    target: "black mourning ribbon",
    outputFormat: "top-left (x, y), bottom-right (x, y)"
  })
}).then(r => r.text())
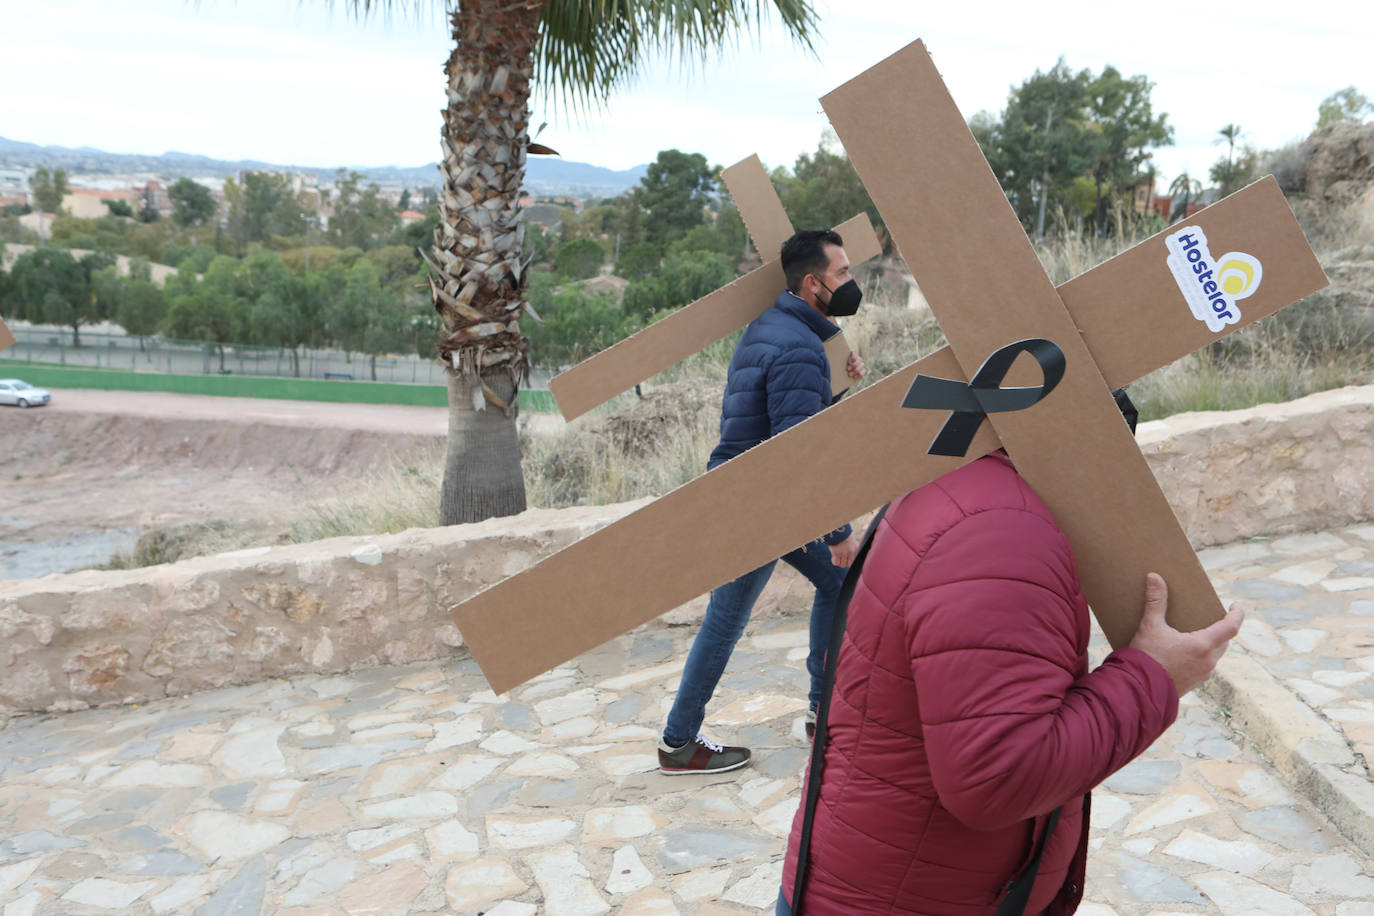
top-left (901, 338), bottom-right (1066, 457)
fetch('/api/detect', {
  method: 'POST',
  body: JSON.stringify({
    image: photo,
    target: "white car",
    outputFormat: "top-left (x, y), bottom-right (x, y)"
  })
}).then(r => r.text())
top-left (0, 379), bottom-right (51, 408)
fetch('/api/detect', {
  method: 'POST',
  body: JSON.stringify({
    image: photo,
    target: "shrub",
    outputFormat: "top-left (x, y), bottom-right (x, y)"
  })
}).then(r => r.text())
top-left (554, 237), bottom-right (605, 280)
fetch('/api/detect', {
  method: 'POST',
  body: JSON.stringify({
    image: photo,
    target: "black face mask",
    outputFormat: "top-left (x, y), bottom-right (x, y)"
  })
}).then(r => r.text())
top-left (818, 278), bottom-right (863, 317)
top-left (1113, 388), bottom-right (1139, 435)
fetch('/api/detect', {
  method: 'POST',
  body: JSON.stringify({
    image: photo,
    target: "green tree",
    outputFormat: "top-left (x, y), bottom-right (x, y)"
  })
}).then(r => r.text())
top-left (557, 205), bottom-right (579, 245)
top-left (161, 243), bottom-right (218, 272)
top-left (105, 199), bottom-right (135, 218)
top-left (635, 149), bottom-right (715, 247)
top-left (115, 259), bottom-right (167, 346)
top-left (1168, 170), bottom-right (1202, 220)
top-left (715, 202), bottom-right (747, 262)
top-left (8, 247), bottom-right (114, 346)
top-left (667, 224), bottom-right (727, 257)
top-left (1210, 143), bottom-right (1258, 200)
top-left (49, 215), bottom-right (128, 253)
top-left (169, 177), bottom-right (218, 228)
top-left (364, 244), bottom-right (424, 289)
top-left (224, 172), bottom-right (304, 253)
top-left (971, 60), bottom-right (1092, 236)
top-left (126, 221), bottom-right (172, 262)
top-left (1213, 124), bottom-right (1243, 198)
top-left (327, 170), bottom-right (399, 250)
top-left (1317, 86), bottom-right (1374, 128)
top-left (389, 205), bottom-right (441, 252)
top-left (523, 285), bottom-right (630, 367)
top-left (622, 250), bottom-right (734, 321)
top-left (323, 262), bottom-right (371, 358)
top-left (162, 255), bottom-right (250, 370)
top-left (29, 167), bottom-right (69, 213)
top-left (974, 61), bottom-right (1171, 236)
top-left (523, 221), bottom-right (553, 265)
top-left (27, 167), bottom-right (69, 245)
top-left (1082, 66), bottom-right (1173, 234)
top-left (554, 237), bottom-right (605, 280)
top-left (614, 240), bottom-right (661, 280)
top-left (138, 184), bottom-right (161, 223)
top-left (576, 202), bottom-right (620, 239)
top-left (771, 139), bottom-right (884, 246)
top-left (229, 252), bottom-right (327, 376)
top-left (328, 0), bottom-right (819, 524)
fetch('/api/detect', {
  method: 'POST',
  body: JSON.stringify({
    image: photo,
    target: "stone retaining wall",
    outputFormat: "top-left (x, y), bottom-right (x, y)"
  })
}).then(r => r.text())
top-left (4, 385), bottom-right (1374, 717)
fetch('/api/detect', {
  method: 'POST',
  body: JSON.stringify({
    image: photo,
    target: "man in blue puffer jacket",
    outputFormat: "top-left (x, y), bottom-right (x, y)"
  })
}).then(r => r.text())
top-left (658, 229), bottom-right (867, 774)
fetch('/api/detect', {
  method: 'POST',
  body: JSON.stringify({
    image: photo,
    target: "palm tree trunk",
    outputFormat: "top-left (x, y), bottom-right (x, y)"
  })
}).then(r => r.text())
top-left (434, 0), bottom-right (542, 525)
top-left (441, 373), bottom-right (526, 523)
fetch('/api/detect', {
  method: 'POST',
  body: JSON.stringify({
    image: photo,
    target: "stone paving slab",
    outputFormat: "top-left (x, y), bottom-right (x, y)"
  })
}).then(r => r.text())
top-left (1201, 523), bottom-right (1374, 863)
top-left (3, 532), bottom-right (1374, 913)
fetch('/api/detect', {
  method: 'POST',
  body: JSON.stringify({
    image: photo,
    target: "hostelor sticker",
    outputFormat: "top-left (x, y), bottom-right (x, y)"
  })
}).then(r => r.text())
top-left (1165, 226), bottom-right (1263, 333)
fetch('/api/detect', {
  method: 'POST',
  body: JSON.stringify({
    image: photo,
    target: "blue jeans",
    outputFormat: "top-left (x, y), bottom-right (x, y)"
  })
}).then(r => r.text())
top-left (663, 538), bottom-right (845, 745)
top-left (776, 889), bottom-right (792, 915)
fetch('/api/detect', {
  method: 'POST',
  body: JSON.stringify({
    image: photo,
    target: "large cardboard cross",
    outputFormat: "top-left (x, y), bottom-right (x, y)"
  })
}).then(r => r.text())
top-left (454, 40), bottom-right (1327, 694)
top-left (720, 155), bottom-right (867, 397)
top-left (548, 157), bottom-right (882, 420)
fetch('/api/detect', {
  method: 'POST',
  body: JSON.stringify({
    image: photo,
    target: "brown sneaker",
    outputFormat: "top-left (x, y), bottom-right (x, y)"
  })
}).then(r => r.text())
top-left (658, 734), bottom-right (751, 775)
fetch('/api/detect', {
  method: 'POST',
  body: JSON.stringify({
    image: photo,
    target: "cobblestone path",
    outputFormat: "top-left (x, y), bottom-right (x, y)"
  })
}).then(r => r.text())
top-left (3, 526), bottom-right (1374, 914)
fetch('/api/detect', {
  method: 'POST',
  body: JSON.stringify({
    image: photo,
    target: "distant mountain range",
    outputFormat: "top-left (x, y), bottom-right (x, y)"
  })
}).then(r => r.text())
top-left (0, 136), bottom-right (648, 199)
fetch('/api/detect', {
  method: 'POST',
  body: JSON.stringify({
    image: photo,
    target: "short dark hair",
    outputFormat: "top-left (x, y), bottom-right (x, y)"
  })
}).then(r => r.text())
top-left (780, 229), bottom-right (843, 293)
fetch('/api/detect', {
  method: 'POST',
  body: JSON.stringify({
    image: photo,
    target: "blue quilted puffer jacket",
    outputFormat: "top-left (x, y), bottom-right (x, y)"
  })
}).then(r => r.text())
top-left (707, 290), bottom-right (851, 545)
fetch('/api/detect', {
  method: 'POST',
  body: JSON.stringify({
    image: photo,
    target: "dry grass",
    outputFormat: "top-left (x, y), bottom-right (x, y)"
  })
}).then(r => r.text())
top-left (102, 461), bottom-right (446, 569)
top-left (104, 195), bottom-right (1371, 558)
top-left (1130, 194), bottom-right (1374, 418)
top-left (102, 521), bottom-right (264, 570)
top-left (522, 379), bottom-right (722, 508)
top-left (289, 462), bottom-right (442, 542)
top-left (522, 195), bottom-right (1374, 511)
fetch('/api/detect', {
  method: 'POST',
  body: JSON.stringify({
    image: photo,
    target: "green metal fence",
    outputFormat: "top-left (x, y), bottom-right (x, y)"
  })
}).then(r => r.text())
top-left (0, 325), bottom-right (559, 411)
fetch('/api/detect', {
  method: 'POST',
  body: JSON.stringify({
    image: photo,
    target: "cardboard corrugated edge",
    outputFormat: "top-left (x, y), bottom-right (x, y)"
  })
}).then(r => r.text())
top-left (452, 178), bottom-right (1325, 694)
top-left (824, 330), bottom-right (853, 397)
top-left (721, 154), bottom-right (794, 260)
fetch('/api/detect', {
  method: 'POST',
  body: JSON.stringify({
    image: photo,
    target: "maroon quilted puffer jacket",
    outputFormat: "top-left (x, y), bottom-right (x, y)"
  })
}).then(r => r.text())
top-left (782, 451), bottom-right (1178, 915)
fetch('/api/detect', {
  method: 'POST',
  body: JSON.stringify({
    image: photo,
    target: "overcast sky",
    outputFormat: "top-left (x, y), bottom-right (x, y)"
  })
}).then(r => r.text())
top-left (4, 0), bottom-right (1369, 189)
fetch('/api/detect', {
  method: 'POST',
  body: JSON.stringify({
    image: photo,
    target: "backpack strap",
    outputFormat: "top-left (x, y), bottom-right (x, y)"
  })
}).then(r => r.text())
top-left (993, 805), bottom-right (1062, 916)
top-left (790, 502), bottom-right (888, 915)
top-left (789, 501), bottom-right (1062, 916)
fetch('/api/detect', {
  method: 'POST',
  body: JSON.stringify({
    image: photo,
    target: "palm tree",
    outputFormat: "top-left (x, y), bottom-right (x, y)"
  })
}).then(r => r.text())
top-left (1168, 170), bottom-right (1201, 221)
top-left (335, 0), bottom-right (819, 524)
top-left (1215, 123), bottom-right (1243, 198)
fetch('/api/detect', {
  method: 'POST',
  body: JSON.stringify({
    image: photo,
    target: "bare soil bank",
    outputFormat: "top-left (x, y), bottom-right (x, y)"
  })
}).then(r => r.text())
top-left (0, 391), bottom-right (452, 574)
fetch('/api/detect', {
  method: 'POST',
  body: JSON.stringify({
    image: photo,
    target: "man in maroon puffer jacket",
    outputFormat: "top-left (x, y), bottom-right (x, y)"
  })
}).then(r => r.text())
top-left (779, 449), bottom-right (1244, 915)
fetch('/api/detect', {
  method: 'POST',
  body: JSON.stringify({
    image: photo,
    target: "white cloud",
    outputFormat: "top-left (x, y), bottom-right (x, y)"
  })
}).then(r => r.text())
top-left (2, 0), bottom-right (1369, 181)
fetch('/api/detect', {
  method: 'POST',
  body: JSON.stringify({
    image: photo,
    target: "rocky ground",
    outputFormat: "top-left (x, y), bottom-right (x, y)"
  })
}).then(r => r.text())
top-left (3, 527), bottom-right (1374, 914)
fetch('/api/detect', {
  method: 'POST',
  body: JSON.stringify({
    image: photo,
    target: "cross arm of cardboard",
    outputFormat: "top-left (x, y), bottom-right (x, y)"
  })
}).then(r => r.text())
top-left (722, 154), bottom-right (795, 261)
top-left (453, 178), bottom-right (1325, 695)
top-left (0, 316), bottom-right (14, 352)
top-left (820, 39), bottom-right (1325, 655)
top-left (547, 204), bottom-right (881, 421)
top-left (722, 154), bottom-right (858, 398)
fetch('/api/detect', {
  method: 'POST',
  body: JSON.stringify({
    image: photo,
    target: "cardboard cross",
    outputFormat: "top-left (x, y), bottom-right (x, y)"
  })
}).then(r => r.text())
top-left (720, 155), bottom-right (865, 397)
top-left (454, 40), bottom-right (1327, 695)
top-left (0, 316), bottom-right (14, 353)
top-left (547, 156), bottom-right (883, 420)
